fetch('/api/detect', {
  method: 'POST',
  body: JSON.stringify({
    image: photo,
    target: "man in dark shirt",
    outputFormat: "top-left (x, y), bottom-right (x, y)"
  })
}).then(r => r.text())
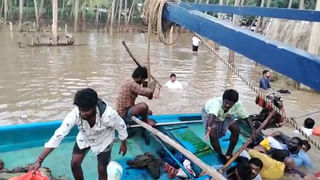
top-left (259, 70), bottom-right (271, 90)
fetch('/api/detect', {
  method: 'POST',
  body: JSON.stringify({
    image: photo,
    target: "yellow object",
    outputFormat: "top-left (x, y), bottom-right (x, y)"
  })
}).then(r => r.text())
top-left (260, 137), bottom-right (271, 151)
top-left (248, 149), bottom-right (285, 179)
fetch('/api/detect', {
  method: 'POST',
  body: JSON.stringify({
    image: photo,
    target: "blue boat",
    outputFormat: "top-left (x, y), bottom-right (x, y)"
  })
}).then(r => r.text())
top-left (0, 113), bottom-right (250, 180)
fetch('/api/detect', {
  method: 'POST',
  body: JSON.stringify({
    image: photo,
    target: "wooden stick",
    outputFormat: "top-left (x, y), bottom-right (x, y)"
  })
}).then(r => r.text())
top-left (131, 116), bottom-right (226, 180)
top-left (219, 110), bottom-right (276, 173)
top-left (122, 41), bottom-right (162, 87)
top-left (146, 6), bottom-right (152, 82)
top-left (128, 119), bottom-right (202, 128)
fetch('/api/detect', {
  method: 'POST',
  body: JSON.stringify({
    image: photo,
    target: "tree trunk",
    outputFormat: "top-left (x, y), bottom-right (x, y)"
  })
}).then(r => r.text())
top-left (4, 0), bottom-right (7, 21)
top-left (18, 0), bottom-right (23, 31)
top-left (74, 0), bottom-right (79, 32)
top-left (81, 10), bottom-right (86, 32)
top-left (267, 0), bottom-right (271, 7)
top-left (52, 0), bottom-right (58, 45)
top-left (95, 6), bottom-right (99, 30)
top-left (37, 0), bottom-right (44, 31)
top-left (106, 10), bottom-right (111, 30)
top-left (69, 1), bottom-right (74, 22)
top-left (299, 0), bottom-right (305, 9)
top-left (288, 0), bottom-right (293, 8)
top-left (26, 0), bottom-right (28, 20)
top-left (127, 0), bottom-right (135, 24)
top-left (110, 0), bottom-right (116, 32)
top-left (118, 0), bottom-right (122, 31)
top-left (0, 0), bottom-right (3, 19)
top-left (33, 0), bottom-right (38, 31)
top-left (124, 0), bottom-right (127, 29)
top-left (60, 0), bottom-right (65, 20)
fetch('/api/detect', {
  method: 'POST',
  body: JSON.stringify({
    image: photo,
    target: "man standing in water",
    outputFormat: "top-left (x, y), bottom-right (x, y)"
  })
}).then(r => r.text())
top-left (116, 66), bottom-right (156, 126)
top-left (192, 36), bottom-right (201, 53)
top-left (202, 89), bottom-right (255, 163)
top-left (29, 88), bottom-right (128, 180)
top-left (259, 70), bottom-right (271, 90)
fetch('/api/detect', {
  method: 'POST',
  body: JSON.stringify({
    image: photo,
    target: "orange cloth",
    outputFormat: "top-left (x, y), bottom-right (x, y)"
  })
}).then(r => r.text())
top-left (9, 171), bottom-right (49, 180)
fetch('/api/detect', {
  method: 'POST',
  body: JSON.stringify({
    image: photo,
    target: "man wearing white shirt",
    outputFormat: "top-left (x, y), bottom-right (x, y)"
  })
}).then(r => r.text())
top-left (29, 88), bottom-right (128, 180)
top-left (164, 73), bottom-right (183, 90)
top-left (192, 36), bottom-right (201, 53)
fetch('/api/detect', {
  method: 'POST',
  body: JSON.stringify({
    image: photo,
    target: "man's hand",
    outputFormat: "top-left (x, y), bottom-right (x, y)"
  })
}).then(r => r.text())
top-left (28, 160), bottom-right (41, 172)
top-left (204, 115), bottom-right (214, 141)
top-left (147, 81), bottom-right (157, 92)
top-left (119, 140), bottom-right (127, 156)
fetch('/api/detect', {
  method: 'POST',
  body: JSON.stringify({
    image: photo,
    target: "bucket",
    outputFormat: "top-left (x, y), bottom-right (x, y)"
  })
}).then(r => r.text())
top-left (107, 161), bottom-right (123, 180)
top-left (313, 127), bottom-right (320, 136)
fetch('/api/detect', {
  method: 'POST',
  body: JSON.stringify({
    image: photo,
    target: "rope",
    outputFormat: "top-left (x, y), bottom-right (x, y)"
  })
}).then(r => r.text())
top-left (197, 34), bottom-right (320, 151)
top-left (143, 0), bottom-right (180, 45)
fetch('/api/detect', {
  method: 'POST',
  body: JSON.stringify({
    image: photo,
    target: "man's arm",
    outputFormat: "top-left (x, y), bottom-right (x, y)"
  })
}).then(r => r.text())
top-left (107, 106), bottom-right (128, 155)
top-left (132, 81), bottom-right (155, 99)
top-left (204, 114), bottom-right (218, 140)
top-left (29, 148), bottom-right (54, 171)
top-left (29, 109), bottom-right (77, 171)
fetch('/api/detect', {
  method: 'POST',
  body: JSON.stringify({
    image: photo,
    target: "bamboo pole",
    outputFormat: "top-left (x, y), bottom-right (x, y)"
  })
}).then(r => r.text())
top-left (128, 120), bottom-right (202, 128)
top-left (219, 110), bottom-right (276, 173)
top-left (146, 4), bottom-right (152, 82)
top-left (131, 116), bottom-right (226, 180)
top-left (122, 41), bottom-right (162, 87)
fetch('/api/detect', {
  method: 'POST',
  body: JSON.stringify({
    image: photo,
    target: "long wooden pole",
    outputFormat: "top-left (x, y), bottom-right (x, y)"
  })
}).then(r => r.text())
top-left (219, 110), bottom-right (276, 173)
top-left (131, 116), bottom-right (226, 180)
top-left (122, 41), bottom-right (162, 87)
top-left (146, 5), bottom-right (152, 82)
top-left (128, 120), bottom-right (202, 128)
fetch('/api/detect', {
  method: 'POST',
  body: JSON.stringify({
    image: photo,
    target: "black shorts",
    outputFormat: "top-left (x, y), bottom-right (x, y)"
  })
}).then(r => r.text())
top-left (192, 45), bottom-right (198, 52)
top-left (73, 143), bottom-right (112, 166)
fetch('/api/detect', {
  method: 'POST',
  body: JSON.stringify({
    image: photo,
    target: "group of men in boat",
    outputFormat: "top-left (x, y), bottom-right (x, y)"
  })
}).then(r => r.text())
top-left (27, 66), bottom-right (316, 180)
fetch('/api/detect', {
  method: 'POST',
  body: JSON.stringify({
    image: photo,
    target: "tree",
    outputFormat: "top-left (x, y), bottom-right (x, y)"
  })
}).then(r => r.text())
top-left (52, 0), bottom-right (58, 45)
top-left (74, 0), bottom-right (79, 32)
top-left (18, 0), bottom-right (23, 31)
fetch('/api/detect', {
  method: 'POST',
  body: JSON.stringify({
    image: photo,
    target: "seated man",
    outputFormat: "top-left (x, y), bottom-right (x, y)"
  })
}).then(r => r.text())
top-left (116, 66), bottom-right (156, 126)
top-left (248, 149), bottom-right (296, 179)
top-left (287, 137), bottom-right (312, 169)
top-left (116, 66), bottom-right (156, 144)
top-left (266, 132), bottom-right (312, 168)
top-left (202, 89), bottom-right (255, 162)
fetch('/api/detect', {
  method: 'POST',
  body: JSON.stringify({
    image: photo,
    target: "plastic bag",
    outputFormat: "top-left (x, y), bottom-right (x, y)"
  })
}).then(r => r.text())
top-left (9, 171), bottom-right (49, 180)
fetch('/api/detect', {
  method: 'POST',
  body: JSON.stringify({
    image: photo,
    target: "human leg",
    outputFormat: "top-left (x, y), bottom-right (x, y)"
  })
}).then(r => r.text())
top-left (97, 145), bottom-right (112, 180)
top-left (131, 102), bottom-right (155, 126)
top-left (71, 143), bottom-right (89, 180)
top-left (226, 119), bottom-right (240, 157)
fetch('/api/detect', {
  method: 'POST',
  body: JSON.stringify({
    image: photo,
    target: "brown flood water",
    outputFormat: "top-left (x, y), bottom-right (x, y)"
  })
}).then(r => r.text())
top-left (0, 31), bottom-right (319, 176)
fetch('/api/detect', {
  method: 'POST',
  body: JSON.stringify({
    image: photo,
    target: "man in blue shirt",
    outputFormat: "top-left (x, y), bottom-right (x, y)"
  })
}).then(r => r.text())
top-left (259, 70), bottom-right (271, 90)
top-left (287, 137), bottom-right (312, 169)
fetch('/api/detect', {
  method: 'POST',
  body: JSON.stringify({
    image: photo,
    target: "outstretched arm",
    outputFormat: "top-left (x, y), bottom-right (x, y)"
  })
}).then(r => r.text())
top-left (29, 147), bottom-right (54, 171)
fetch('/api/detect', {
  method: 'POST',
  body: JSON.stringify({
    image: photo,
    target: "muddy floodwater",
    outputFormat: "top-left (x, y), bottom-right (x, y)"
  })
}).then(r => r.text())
top-left (0, 31), bottom-right (319, 176)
